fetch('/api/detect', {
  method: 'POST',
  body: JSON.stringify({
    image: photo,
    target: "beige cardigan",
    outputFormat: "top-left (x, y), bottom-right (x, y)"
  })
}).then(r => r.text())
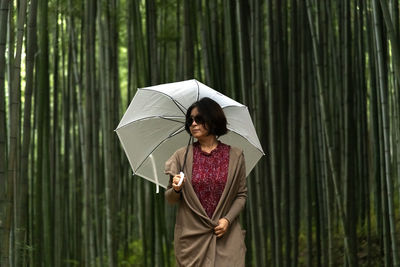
top-left (164, 144), bottom-right (247, 267)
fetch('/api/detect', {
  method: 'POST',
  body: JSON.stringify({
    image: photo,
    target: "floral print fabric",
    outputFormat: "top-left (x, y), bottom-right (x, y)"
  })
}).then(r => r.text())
top-left (192, 141), bottom-right (230, 218)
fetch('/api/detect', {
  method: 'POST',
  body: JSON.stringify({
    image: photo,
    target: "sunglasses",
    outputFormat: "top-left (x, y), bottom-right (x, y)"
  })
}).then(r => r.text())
top-left (187, 115), bottom-right (205, 125)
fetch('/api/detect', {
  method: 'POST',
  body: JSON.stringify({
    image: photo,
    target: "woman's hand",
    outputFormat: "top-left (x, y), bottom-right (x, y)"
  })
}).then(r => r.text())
top-left (172, 173), bottom-right (185, 192)
top-left (214, 218), bottom-right (230, 238)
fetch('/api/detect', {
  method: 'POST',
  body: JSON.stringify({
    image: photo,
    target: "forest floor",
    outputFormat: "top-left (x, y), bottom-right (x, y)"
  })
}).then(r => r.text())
top-left (295, 224), bottom-right (384, 266)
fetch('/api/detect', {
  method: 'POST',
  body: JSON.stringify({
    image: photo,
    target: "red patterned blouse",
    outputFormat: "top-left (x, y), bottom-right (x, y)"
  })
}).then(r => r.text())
top-left (192, 141), bottom-right (230, 218)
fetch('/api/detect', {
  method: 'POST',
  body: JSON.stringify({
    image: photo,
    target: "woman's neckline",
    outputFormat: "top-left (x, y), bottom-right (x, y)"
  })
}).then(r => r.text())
top-left (196, 141), bottom-right (220, 155)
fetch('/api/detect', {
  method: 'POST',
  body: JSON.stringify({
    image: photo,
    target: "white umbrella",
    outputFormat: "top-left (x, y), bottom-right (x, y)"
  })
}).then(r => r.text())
top-left (115, 79), bottom-right (264, 191)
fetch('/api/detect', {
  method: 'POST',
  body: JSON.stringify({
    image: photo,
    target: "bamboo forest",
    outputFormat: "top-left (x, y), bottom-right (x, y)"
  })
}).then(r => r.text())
top-left (1, 0), bottom-right (400, 266)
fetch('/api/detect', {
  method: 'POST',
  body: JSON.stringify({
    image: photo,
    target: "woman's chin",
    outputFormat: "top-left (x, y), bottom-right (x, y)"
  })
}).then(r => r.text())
top-left (191, 133), bottom-right (203, 139)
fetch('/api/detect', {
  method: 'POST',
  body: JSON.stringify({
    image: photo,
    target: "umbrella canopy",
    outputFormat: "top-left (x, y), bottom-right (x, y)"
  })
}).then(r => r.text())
top-left (115, 79), bottom-right (264, 189)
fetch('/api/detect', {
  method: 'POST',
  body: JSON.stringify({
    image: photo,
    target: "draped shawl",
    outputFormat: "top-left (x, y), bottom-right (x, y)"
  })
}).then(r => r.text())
top-left (165, 144), bottom-right (247, 267)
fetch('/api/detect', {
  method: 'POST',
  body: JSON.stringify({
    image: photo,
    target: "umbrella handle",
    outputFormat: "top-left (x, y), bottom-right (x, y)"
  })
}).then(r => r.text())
top-left (149, 154), bottom-right (160, 193)
top-left (178, 172), bottom-right (185, 186)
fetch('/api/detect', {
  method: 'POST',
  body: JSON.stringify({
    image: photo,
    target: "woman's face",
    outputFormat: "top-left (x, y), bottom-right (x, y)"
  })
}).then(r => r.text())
top-left (189, 107), bottom-right (209, 139)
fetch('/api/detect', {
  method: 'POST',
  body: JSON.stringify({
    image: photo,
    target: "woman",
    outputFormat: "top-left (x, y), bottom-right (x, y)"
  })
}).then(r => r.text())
top-left (165, 97), bottom-right (247, 267)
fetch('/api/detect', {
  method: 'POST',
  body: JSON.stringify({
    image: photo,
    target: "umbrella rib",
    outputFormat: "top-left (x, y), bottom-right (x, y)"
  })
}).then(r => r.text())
top-left (221, 104), bottom-right (245, 109)
top-left (226, 128), bottom-right (266, 156)
top-left (115, 115), bottom-right (184, 131)
top-left (139, 87), bottom-right (187, 115)
top-left (169, 127), bottom-right (186, 137)
top-left (134, 127), bottom-right (187, 173)
top-left (195, 80), bottom-right (200, 101)
top-left (162, 117), bottom-right (185, 124)
top-left (172, 99), bottom-right (187, 116)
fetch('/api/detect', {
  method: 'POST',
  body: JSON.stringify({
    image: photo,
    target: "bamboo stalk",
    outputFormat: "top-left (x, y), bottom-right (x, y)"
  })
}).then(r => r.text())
top-left (0, 1), bottom-right (10, 266)
top-left (15, 0), bottom-right (37, 265)
top-left (372, 0), bottom-right (399, 265)
top-left (379, 0), bottom-right (400, 80)
top-left (183, 0), bottom-right (194, 79)
top-left (5, 0), bottom-right (27, 265)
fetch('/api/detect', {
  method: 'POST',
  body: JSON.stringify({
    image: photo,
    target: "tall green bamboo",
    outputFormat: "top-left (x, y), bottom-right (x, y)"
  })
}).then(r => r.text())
top-left (235, 0), bottom-right (250, 103)
top-left (83, 0), bottom-right (96, 264)
top-left (0, 1), bottom-right (10, 265)
top-left (5, 0), bottom-right (27, 265)
top-left (267, 0), bottom-right (282, 266)
top-left (33, 0), bottom-right (51, 265)
top-left (380, 0), bottom-right (400, 204)
top-left (60, 11), bottom-right (72, 264)
top-left (288, 1), bottom-right (301, 266)
top-left (248, 1), bottom-right (267, 266)
top-left (146, 0), bottom-right (158, 85)
top-left (51, 1), bottom-right (63, 265)
top-left (67, 3), bottom-right (84, 262)
top-left (15, 0), bottom-right (37, 265)
top-left (372, 0), bottom-right (399, 265)
top-left (378, 0), bottom-right (400, 80)
top-left (107, 0), bottom-right (119, 264)
top-left (6, 0), bottom-right (13, 104)
top-left (183, 0), bottom-right (194, 79)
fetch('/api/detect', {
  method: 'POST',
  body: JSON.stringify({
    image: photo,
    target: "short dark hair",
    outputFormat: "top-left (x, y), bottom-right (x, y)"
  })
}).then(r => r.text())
top-left (185, 97), bottom-right (228, 137)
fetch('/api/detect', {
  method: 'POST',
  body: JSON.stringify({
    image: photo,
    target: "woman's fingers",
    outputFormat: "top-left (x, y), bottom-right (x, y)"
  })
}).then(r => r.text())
top-left (172, 174), bottom-right (185, 191)
top-left (215, 230), bottom-right (224, 236)
top-left (214, 218), bottom-right (229, 237)
top-left (215, 229), bottom-right (225, 238)
top-left (214, 227), bottom-right (226, 237)
top-left (214, 227), bottom-right (225, 234)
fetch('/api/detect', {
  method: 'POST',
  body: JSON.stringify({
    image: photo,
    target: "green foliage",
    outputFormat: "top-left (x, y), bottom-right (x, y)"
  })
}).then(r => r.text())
top-left (118, 239), bottom-right (145, 266)
top-left (63, 259), bottom-right (80, 266)
top-left (117, 239), bottom-right (177, 266)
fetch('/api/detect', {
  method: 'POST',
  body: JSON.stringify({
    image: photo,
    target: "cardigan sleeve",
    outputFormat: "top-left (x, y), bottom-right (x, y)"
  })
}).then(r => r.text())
top-left (224, 152), bottom-right (247, 224)
top-left (164, 150), bottom-right (182, 204)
